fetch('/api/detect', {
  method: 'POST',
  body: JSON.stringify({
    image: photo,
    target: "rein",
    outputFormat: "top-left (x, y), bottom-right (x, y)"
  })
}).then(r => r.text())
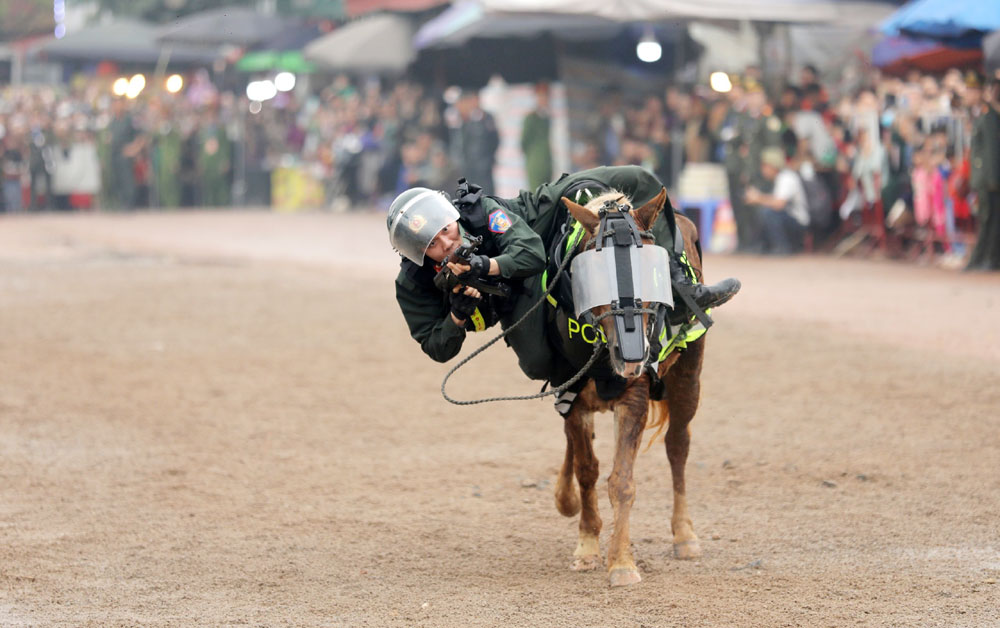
top-left (441, 206), bottom-right (663, 407)
top-left (441, 227), bottom-right (591, 406)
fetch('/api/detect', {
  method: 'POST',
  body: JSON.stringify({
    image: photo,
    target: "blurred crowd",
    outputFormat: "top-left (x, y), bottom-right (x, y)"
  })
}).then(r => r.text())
top-left (574, 64), bottom-right (999, 265)
top-left (2, 64), bottom-right (998, 269)
top-left (0, 74), bottom-right (494, 213)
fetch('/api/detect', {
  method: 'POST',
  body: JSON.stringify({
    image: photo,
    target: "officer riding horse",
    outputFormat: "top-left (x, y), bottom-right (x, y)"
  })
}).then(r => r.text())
top-left (387, 166), bottom-right (740, 588)
top-left (550, 188), bottom-right (707, 587)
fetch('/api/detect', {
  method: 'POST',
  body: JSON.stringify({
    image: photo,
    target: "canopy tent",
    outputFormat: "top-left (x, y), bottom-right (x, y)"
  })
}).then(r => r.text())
top-left (413, 1), bottom-right (620, 49)
top-left (474, 0), bottom-right (898, 28)
top-left (872, 34), bottom-right (983, 74)
top-left (303, 14), bottom-right (415, 72)
top-left (35, 18), bottom-right (218, 64)
top-left (984, 30), bottom-right (1000, 74)
top-left (880, 0), bottom-right (1000, 41)
top-left (345, 0), bottom-right (449, 17)
top-left (251, 21), bottom-right (327, 51)
top-left (410, 35), bottom-right (560, 87)
top-left (157, 7), bottom-right (293, 47)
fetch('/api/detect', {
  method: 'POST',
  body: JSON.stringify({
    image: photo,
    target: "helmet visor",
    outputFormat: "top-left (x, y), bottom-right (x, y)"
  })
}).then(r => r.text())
top-left (389, 190), bottom-right (460, 264)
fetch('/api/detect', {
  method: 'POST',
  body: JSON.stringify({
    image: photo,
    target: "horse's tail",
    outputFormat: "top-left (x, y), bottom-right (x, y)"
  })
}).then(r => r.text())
top-left (643, 398), bottom-right (670, 451)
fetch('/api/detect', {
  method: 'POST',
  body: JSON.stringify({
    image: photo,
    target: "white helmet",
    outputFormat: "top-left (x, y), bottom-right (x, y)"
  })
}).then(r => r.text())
top-left (386, 188), bottom-right (460, 264)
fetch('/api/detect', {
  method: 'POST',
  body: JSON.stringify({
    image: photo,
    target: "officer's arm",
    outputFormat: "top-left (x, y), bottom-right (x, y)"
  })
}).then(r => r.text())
top-left (489, 208), bottom-right (547, 279)
top-left (395, 277), bottom-right (466, 363)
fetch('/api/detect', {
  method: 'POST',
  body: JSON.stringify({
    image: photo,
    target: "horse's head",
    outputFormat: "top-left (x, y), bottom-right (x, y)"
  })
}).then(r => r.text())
top-left (561, 188), bottom-right (672, 380)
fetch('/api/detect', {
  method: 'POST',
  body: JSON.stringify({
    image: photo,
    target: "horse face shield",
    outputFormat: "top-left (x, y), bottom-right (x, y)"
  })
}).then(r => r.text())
top-left (570, 208), bottom-right (673, 367)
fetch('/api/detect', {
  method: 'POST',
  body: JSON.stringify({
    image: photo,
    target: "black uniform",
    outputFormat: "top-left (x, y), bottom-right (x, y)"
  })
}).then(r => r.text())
top-left (394, 194), bottom-right (549, 378)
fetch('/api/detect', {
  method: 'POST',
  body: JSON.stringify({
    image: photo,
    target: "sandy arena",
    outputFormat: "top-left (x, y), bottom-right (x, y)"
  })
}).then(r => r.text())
top-left (1, 210), bottom-right (998, 627)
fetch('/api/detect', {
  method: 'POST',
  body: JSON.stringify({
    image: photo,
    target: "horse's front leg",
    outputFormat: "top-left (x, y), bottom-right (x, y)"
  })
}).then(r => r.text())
top-left (663, 338), bottom-right (705, 560)
top-left (559, 405), bottom-right (602, 571)
top-left (606, 388), bottom-right (649, 586)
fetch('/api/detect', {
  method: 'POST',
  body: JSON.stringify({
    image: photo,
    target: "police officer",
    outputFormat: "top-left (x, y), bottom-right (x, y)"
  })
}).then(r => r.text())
top-left (388, 167), bottom-right (741, 382)
top-left (388, 184), bottom-right (552, 380)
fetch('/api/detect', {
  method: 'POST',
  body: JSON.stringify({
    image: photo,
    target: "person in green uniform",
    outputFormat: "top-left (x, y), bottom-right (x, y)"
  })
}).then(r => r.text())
top-left (521, 83), bottom-right (553, 190)
top-left (153, 107), bottom-right (183, 209)
top-left (198, 107), bottom-right (232, 208)
top-left (387, 166), bottom-right (741, 384)
top-left (106, 98), bottom-right (138, 210)
top-left (966, 76), bottom-right (1000, 271)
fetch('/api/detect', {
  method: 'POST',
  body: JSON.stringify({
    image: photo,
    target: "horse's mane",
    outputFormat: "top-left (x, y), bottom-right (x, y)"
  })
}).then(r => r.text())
top-left (581, 190), bottom-right (632, 215)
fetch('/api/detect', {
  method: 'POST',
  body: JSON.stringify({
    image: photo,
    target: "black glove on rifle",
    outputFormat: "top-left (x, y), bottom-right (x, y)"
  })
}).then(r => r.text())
top-left (457, 254), bottom-right (491, 281)
top-left (450, 290), bottom-right (481, 320)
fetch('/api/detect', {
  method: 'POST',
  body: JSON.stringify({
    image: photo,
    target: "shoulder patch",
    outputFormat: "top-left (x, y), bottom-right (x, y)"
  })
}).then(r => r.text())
top-left (488, 209), bottom-right (512, 233)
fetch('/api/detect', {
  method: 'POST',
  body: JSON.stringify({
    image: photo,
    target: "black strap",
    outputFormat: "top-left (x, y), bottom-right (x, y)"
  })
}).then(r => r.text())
top-left (673, 275), bottom-right (714, 329)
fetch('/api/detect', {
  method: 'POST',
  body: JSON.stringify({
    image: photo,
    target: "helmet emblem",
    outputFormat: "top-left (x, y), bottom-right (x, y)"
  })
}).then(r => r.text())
top-left (408, 214), bottom-right (427, 232)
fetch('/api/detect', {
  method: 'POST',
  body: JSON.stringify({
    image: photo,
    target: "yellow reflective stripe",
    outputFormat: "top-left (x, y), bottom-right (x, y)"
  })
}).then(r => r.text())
top-left (470, 308), bottom-right (486, 332)
top-left (658, 310), bottom-right (710, 361)
top-left (542, 221), bottom-right (585, 310)
top-left (565, 220), bottom-right (585, 255)
top-left (541, 270), bottom-right (558, 307)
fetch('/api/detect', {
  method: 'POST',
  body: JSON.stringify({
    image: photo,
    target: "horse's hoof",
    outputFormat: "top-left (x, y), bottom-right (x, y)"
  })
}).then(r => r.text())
top-left (571, 555), bottom-right (602, 571)
top-left (673, 539), bottom-right (702, 560)
top-left (609, 567), bottom-right (642, 587)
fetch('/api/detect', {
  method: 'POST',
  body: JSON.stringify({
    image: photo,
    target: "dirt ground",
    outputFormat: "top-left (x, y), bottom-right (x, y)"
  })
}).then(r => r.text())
top-left (1, 210), bottom-right (998, 627)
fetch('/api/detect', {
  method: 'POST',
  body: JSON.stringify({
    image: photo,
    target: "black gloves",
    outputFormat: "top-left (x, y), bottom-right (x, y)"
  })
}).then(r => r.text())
top-left (457, 254), bottom-right (491, 281)
top-left (450, 290), bottom-right (481, 320)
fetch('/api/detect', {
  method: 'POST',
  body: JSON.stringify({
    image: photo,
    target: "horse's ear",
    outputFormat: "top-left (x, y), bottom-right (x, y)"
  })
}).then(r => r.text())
top-left (633, 187), bottom-right (667, 230)
top-left (561, 196), bottom-right (600, 233)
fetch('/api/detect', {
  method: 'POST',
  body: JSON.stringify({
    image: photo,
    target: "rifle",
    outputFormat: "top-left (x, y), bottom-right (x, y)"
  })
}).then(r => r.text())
top-left (433, 235), bottom-right (512, 298)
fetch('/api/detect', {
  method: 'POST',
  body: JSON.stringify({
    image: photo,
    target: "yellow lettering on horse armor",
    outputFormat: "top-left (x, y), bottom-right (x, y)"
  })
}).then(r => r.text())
top-left (567, 316), bottom-right (606, 344)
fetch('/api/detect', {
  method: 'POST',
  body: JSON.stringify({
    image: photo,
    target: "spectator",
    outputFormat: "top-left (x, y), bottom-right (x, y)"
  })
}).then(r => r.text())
top-left (2, 125), bottom-right (27, 213)
top-left (966, 77), bottom-right (1000, 271)
top-left (521, 82), bottom-right (553, 190)
top-left (198, 105), bottom-right (232, 208)
top-left (451, 90), bottom-right (499, 194)
top-left (745, 147), bottom-right (810, 255)
top-left (107, 97), bottom-right (139, 210)
top-left (50, 122), bottom-right (101, 211)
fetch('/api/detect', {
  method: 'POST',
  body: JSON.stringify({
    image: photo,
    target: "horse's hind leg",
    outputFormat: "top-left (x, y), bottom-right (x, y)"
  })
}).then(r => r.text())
top-left (663, 338), bottom-right (705, 560)
top-left (606, 391), bottom-right (649, 586)
top-left (558, 406), bottom-right (602, 571)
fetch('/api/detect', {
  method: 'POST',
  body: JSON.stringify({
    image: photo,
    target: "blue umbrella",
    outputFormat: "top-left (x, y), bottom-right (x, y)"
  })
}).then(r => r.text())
top-left (880, 0), bottom-right (1000, 40)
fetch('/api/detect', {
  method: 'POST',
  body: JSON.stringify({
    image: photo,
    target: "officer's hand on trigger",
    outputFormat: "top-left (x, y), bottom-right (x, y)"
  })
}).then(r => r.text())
top-left (449, 284), bottom-right (482, 325)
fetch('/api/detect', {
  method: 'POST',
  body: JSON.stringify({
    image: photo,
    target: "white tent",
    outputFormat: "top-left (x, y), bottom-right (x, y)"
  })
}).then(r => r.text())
top-left (304, 14), bottom-right (414, 72)
top-left (476, 0), bottom-right (896, 28)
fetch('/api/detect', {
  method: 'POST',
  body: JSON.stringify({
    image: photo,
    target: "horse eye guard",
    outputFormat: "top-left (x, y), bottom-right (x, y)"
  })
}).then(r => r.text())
top-left (570, 245), bottom-right (673, 317)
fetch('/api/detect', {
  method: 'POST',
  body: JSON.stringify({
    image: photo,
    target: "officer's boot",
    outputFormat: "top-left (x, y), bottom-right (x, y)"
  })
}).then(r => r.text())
top-left (668, 255), bottom-right (741, 326)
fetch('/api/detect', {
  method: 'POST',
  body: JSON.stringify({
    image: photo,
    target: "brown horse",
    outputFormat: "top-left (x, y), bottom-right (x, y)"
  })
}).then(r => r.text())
top-left (553, 188), bottom-right (705, 587)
